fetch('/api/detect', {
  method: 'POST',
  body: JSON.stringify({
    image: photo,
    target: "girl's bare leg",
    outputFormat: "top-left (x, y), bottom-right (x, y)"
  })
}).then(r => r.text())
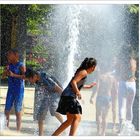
top-left (52, 113), bottom-right (74, 136)
top-left (69, 114), bottom-right (81, 136)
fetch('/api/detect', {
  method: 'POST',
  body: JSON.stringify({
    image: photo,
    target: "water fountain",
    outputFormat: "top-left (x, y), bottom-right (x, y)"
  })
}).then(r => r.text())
top-left (49, 5), bottom-right (127, 86)
top-left (44, 4), bottom-right (138, 136)
top-left (0, 4), bottom-right (138, 136)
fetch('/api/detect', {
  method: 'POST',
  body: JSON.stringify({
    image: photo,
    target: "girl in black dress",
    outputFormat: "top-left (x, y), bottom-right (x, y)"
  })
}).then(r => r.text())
top-left (52, 57), bottom-right (97, 136)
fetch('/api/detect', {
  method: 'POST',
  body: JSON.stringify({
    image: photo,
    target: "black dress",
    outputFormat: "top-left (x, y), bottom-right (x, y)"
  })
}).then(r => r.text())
top-left (56, 76), bottom-right (87, 115)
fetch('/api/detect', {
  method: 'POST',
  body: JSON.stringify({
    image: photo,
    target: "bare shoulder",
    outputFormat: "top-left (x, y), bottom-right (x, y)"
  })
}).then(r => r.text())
top-left (72, 70), bottom-right (87, 83)
top-left (76, 70), bottom-right (88, 77)
top-left (130, 57), bottom-right (137, 70)
top-left (130, 57), bottom-right (136, 63)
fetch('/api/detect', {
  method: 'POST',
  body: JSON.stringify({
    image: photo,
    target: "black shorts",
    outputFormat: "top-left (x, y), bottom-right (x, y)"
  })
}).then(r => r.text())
top-left (56, 96), bottom-right (82, 115)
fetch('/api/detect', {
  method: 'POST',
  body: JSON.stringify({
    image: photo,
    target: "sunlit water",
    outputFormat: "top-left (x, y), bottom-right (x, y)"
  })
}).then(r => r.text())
top-left (48, 5), bottom-right (128, 85)
top-left (119, 121), bottom-right (136, 136)
top-left (0, 113), bottom-right (7, 131)
top-left (35, 5), bottom-right (138, 136)
top-left (0, 5), bottom-right (138, 136)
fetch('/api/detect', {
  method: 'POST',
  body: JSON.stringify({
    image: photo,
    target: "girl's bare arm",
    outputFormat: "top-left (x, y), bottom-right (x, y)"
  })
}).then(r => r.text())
top-left (71, 70), bottom-right (87, 99)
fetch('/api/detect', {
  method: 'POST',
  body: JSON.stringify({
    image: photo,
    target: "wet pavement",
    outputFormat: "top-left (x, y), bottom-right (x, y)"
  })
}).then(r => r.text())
top-left (0, 86), bottom-right (139, 136)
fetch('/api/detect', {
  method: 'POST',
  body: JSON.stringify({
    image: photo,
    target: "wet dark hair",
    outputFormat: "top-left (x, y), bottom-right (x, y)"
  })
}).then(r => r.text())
top-left (25, 68), bottom-right (38, 79)
top-left (75, 57), bottom-right (97, 74)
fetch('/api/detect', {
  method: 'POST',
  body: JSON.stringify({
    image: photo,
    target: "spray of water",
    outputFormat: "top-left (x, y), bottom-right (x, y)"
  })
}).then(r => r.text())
top-left (64, 5), bottom-right (81, 87)
top-left (119, 121), bottom-right (136, 136)
top-left (37, 5), bottom-right (138, 136)
top-left (49, 5), bottom-right (127, 85)
top-left (0, 113), bottom-right (7, 131)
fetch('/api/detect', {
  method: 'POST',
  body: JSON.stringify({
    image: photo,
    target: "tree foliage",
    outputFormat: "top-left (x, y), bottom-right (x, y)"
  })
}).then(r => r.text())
top-left (1, 4), bottom-right (139, 69)
top-left (128, 4), bottom-right (139, 14)
top-left (27, 5), bottom-right (52, 35)
top-left (1, 4), bottom-right (53, 69)
top-left (1, 4), bottom-right (52, 35)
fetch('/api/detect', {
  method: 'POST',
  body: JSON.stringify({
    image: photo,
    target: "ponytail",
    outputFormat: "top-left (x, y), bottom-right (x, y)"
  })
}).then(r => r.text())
top-left (74, 57), bottom-right (97, 75)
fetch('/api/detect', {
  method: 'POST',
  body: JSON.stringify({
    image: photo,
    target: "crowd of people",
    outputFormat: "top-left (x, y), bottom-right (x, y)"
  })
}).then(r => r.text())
top-left (2, 48), bottom-right (137, 136)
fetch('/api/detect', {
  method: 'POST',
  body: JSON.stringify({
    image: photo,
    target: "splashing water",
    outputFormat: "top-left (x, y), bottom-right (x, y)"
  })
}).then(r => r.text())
top-left (33, 121), bottom-right (39, 136)
top-left (48, 5), bottom-right (82, 88)
top-left (37, 5), bottom-right (138, 136)
top-left (63, 6), bottom-right (81, 87)
top-left (119, 121), bottom-right (136, 136)
top-left (48, 5), bottom-right (128, 85)
top-left (0, 113), bottom-right (7, 131)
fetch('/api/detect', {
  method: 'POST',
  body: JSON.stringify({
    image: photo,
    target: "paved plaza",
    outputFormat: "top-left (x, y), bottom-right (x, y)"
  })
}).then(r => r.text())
top-left (0, 86), bottom-right (139, 136)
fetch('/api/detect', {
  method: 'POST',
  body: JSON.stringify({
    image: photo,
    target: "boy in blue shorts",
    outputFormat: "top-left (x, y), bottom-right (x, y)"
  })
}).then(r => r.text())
top-left (25, 69), bottom-right (63, 136)
top-left (2, 49), bottom-right (26, 131)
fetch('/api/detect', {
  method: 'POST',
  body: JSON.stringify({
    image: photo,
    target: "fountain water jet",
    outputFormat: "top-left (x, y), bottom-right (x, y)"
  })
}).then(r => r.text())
top-left (38, 4), bottom-right (138, 136)
top-left (49, 5), bottom-right (127, 85)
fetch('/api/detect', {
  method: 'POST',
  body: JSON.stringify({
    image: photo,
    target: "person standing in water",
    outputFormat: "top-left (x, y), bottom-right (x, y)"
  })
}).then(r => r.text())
top-left (2, 49), bottom-right (26, 131)
top-left (110, 73), bottom-right (118, 132)
top-left (25, 69), bottom-right (63, 136)
top-left (116, 54), bottom-right (137, 132)
top-left (52, 57), bottom-right (97, 136)
top-left (90, 65), bottom-right (117, 136)
top-left (110, 57), bottom-right (118, 132)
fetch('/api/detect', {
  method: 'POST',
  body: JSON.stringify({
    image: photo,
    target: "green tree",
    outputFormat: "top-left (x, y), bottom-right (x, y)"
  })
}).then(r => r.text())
top-left (128, 4), bottom-right (139, 14)
top-left (1, 4), bottom-right (53, 68)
